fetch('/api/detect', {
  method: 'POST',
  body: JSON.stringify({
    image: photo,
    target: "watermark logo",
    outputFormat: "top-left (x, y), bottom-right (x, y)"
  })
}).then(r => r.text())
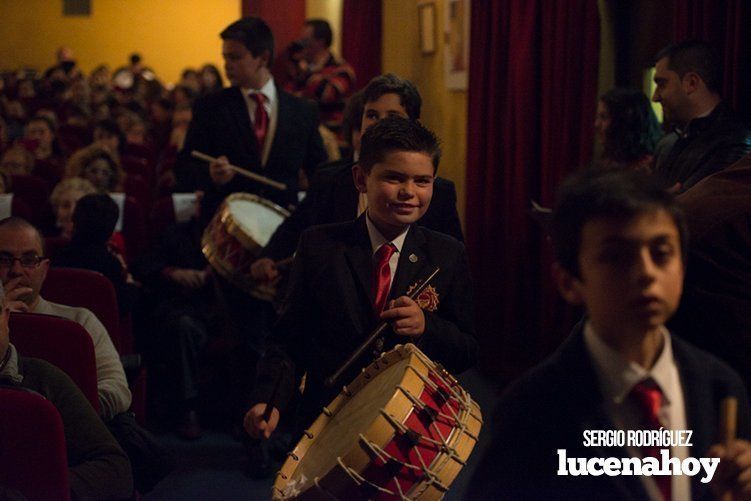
top-left (556, 429), bottom-right (719, 483)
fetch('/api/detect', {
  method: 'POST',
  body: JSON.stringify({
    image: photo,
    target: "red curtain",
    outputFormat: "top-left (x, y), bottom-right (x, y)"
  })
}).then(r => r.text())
top-left (242, 0), bottom-right (306, 85)
top-left (465, 0), bottom-right (600, 378)
top-left (341, 0), bottom-right (382, 88)
top-left (674, 0), bottom-right (751, 123)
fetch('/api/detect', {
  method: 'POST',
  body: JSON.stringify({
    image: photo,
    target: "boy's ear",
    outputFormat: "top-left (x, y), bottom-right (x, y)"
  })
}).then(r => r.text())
top-left (352, 164), bottom-right (367, 194)
top-left (552, 262), bottom-right (584, 305)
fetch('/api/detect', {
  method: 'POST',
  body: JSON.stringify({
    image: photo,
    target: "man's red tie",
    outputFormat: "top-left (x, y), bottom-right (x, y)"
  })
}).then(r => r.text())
top-left (631, 380), bottom-right (671, 500)
top-left (249, 92), bottom-right (268, 148)
top-left (372, 243), bottom-right (396, 315)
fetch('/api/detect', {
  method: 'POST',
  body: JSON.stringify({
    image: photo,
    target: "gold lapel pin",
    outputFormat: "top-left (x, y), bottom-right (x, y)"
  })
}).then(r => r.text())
top-left (409, 253), bottom-right (418, 263)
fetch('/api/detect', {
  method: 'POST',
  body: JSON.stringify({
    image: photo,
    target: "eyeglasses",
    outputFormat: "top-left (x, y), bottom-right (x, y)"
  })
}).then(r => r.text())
top-left (0, 255), bottom-right (47, 269)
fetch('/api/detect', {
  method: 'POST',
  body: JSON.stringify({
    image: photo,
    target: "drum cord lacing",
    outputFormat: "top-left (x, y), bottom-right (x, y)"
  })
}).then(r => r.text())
top-left (333, 456), bottom-right (409, 499)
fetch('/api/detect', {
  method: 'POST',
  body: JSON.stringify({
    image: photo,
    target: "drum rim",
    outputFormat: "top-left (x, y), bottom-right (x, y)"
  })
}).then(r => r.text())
top-left (224, 193), bottom-right (290, 252)
top-left (272, 344), bottom-right (483, 500)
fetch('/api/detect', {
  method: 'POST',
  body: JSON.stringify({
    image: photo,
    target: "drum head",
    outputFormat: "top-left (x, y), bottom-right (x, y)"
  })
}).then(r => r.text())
top-left (226, 193), bottom-right (289, 249)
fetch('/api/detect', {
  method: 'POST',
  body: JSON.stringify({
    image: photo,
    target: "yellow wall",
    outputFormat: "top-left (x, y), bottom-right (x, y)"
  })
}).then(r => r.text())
top-left (382, 0), bottom-right (468, 226)
top-left (0, 0), bottom-right (240, 85)
top-left (305, 0), bottom-right (343, 56)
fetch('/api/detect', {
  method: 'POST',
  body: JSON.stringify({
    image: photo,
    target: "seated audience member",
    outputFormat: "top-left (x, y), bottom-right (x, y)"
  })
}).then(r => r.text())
top-left (594, 88), bottom-right (662, 172)
top-left (244, 117), bottom-right (477, 441)
top-left (652, 40), bottom-right (751, 191)
top-left (132, 198), bottom-right (214, 439)
top-left (65, 143), bottom-right (124, 193)
top-left (24, 115), bottom-right (65, 184)
top-left (672, 152), bottom-right (751, 393)
top-left (0, 301), bottom-right (134, 499)
top-left (468, 170), bottom-right (751, 500)
top-left (0, 143), bottom-right (35, 177)
top-left (199, 64), bottom-right (224, 95)
top-left (54, 194), bottom-right (136, 315)
top-left (0, 217), bottom-right (131, 420)
top-left (251, 73), bottom-right (464, 284)
top-left (92, 118), bottom-right (125, 159)
top-left (50, 178), bottom-right (97, 239)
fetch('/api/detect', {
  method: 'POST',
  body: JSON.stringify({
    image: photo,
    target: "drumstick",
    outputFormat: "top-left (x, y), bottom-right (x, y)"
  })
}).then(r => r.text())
top-left (325, 266), bottom-right (440, 388)
top-left (191, 150), bottom-right (287, 191)
top-left (719, 396), bottom-right (738, 501)
top-left (262, 370), bottom-right (284, 423)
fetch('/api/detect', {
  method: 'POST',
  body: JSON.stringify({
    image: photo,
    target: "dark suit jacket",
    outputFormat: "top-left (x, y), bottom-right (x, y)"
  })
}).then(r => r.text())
top-left (174, 86), bottom-right (327, 217)
top-left (252, 216), bottom-right (477, 426)
top-left (671, 153), bottom-right (751, 392)
top-left (653, 102), bottom-right (751, 191)
top-left (262, 161), bottom-right (464, 260)
top-left (466, 322), bottom-right (751, 500)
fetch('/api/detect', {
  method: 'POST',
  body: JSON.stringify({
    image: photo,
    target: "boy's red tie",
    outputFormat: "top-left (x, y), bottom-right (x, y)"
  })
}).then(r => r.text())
top-left (631, 380), bottom-right (671, 501)
top-left (249, 92), bottom-right (268, 148)
top-left (372, 243), bottom-right (397, 315)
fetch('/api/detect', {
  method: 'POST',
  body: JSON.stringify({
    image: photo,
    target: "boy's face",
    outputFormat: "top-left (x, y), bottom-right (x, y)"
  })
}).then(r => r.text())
top-left (361, 93), bottom-right (409, 134)
top-left (558, 209), bottom-right (684, 339)
top-left (222, 39), bottom-right (267, 89)
top-left (353, 150), bottom-right (435, 239)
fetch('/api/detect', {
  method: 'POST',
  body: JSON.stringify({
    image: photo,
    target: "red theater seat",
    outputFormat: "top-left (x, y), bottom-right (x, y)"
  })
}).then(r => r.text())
top-left (9, 312), bottom-right (99, 413)
top-left (0, 388), bottom-right (71, 501)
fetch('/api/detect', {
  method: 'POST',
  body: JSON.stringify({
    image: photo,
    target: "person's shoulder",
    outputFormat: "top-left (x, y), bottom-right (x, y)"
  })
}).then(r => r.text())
top-left (414, 225), bottom-right (464, 252)
top-left (39, 298), bottom-right (98, 327)
top-left (193, 87), bottom-right (242, 110)
top-left (300, 219), bottom-right (356, 244)
top-left (278, 88), bottom-right (319, 117)
top-left (672, 334), bottom-right (746, 387)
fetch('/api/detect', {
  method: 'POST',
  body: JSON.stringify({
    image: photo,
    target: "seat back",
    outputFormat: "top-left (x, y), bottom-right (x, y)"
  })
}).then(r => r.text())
top-left (10, 312), bottom-right (99, 412)
top-left (0, 388), bottom-right (71, 501)
top-left (40, 267), bottom-right (121, 352)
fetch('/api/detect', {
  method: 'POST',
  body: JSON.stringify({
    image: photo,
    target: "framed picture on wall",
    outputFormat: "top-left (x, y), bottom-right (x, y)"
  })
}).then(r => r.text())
top-left (444, 0), bottom-right (469, 90)
top-left (418, 2), bottom-right (437, 54)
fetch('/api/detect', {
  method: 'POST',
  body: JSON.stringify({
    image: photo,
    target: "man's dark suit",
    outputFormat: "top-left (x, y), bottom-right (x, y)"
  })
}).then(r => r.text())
top-left (671, 153), bottom-right (751, 393)
top-left (467, 323), bottom-right (751, 500)
top-left (653, 102), bottom-right (751, 191)
top-left (175, 86), bottom-right (327, 218)
top-left (251, 216), bottom-right (477, 428)
top-left (262, 161), bottom-right (464, 261)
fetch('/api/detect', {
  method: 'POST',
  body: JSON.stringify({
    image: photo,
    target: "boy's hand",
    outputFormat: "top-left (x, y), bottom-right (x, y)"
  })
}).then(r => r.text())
top-left (209, 155), bottom-right (235, 186)
top-left (250, 258), bottom-right (279, 282)
top-left (380, 296), bottom-right (425, 338)
top-left (243, 403), bottom-right (280, 439)
top-left (709, 439), bottom-right (751, 500)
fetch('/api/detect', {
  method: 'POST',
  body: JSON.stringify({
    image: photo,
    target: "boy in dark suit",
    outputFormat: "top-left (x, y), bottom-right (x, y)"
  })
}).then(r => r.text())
top-left (175, 16), bottom-right (327, 220)
top-left (243, 117), bottom-right (477, 438)
top-left (468, 170), bottom-right (751, 500)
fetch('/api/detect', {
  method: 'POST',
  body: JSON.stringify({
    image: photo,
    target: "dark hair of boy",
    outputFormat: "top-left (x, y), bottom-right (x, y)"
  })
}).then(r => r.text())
top-left (552, 169), bottom-right (688, 278)
top-left (362, 73), bottom-right (422, 120)
top-left (654, 40), bottom-right (721, 93)
top-left (305, 19), bottom-right (333, 47)
top-left (72, 194), bottom-right (119, 245)
top-left (341, 90), bottom-right (365, 141)
top-left (358, 116), bottom-right (441, 174)
top-left (220, 17), bottom-right (276, 67)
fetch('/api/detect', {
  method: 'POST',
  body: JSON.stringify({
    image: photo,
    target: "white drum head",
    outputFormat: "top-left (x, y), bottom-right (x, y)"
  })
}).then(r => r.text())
top-left (227, 197), bottom-right (286, 248)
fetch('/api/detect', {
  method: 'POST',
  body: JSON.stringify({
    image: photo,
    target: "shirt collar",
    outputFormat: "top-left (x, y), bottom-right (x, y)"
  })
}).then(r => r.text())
top-left (243, 76), bottom-right (276, 106)
top-left (365, 212), bottom-right (409, 256)
top-left (584, 321), bottom-right (676, 406)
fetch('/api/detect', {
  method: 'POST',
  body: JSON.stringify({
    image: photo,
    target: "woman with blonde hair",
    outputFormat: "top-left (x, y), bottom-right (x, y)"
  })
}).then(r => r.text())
top-left (50, 177), bottom-right (97, 239)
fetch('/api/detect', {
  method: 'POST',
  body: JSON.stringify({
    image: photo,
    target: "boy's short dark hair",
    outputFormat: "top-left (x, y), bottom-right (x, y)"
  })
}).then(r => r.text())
top-left (305, 19), bottom-right (333, 48)
top-left (359, 116), bottom-right (441, 173)
top-left (553, 170), bottom-right (688, 278)
top-left (72, 194), bottom-right (119, 245)
top-left (362, 74), bottom-right (422, 120)
top-left (342, 90), bottom-right (365, 140)
top-left (654, 40), bottom-right (721, 94)
top-left (221, 17), bottom-right (275, 67)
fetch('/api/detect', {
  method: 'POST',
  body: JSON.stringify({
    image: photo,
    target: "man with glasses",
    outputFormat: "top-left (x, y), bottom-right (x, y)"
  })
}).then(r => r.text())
top-left (0, 217), bottom-right (131, 420)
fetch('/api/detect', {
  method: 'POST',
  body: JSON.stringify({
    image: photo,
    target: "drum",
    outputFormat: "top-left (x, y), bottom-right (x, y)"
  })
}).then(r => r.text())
top-left (202, 193), bottom-right (289, 296)
top-left (273, 344), bottom-right (483, 500)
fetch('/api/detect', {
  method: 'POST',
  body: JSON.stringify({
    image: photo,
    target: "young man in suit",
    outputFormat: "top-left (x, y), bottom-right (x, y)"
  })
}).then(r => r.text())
top-left (468, 170), bottom-right (751, 500)
top-left (243, 117), bottom-right (477, 439)
top-left (250, 73), bottom-right (464, 284)
top-left (175, 16), bottom-right (327, 220)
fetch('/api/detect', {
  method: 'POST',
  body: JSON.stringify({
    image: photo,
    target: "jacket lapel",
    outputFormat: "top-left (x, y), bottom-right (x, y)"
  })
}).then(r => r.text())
top-left (227, 88), bottom-right (259, 161)
top-left (266, 88), bottom-right (291, 169)
top-left (390, 226), bottom-right (428, 301)
top-left (343, 215), bottom-right (376, 319)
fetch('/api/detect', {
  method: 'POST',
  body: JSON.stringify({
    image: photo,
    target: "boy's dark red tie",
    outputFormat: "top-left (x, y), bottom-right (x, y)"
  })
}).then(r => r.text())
top-left (631, 380), bottom-right (671, 501)
top-left (249, 92), bottom-right (268, 148)
top-left (372, 243), bottom-right (396, 315)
